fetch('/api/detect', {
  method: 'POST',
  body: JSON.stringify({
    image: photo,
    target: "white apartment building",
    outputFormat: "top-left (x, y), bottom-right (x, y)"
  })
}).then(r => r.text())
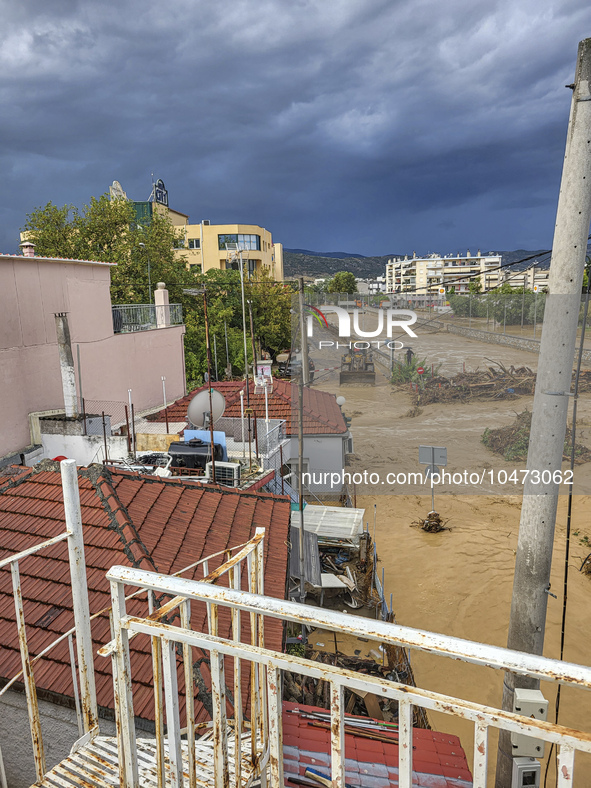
top-left (385, 251), bottom-right (549, 295)
top-left (385, 251), bottom-right (502, 295)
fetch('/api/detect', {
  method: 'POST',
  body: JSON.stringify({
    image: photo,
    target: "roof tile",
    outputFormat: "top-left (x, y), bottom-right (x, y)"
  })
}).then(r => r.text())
top-left (0, 466), bottom-right (290, 724)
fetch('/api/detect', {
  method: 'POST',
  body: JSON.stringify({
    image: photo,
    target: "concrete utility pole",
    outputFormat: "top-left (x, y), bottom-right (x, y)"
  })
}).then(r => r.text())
top-left (299, 278), bottom-right (310, 385)
top-left (495, 38), bottom-right (591, 787)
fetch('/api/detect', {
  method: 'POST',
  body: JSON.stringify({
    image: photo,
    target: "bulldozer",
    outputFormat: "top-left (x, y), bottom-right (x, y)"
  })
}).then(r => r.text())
top-left (339, 346), bottom-right (376, 385)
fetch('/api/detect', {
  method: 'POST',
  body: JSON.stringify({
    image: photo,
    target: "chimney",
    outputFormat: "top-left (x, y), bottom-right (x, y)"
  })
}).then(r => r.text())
top-left (20, 241), bottom-right (36, 257)
top-left (54, 313), bottom-right (78, 417)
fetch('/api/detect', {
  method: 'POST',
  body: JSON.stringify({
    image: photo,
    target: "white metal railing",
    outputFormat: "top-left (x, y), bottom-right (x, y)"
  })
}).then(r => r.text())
top-left (0, 461), bottom-right (267, 788)
top-left (102, 566), bottom-right (591, 788)
top-left (112, 303), bottom-right (183, 333)
top-left (0, 461), bottom-right (98, 787)
top-left (100, 534), bottom-right (268, 788)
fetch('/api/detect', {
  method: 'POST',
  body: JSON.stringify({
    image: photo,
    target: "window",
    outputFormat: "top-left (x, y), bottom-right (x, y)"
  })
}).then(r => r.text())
top-left (189, 263), bottom-right (202, 273)
top-left (218, 234), bottom-right (261, 251)
top-left (188, 238), bottom-right (200, 249)
top-left (174, 239), bottom-right (186, 249)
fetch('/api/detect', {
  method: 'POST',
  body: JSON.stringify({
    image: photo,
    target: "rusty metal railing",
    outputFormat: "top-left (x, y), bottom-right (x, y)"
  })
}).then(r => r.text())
top-left (0, 461), bottom-right (267, 788)
top-left (0, 460), bottom-right (98, 787)
top-left (102, 566), bottom-right (591, 788)
top-left (100, 532), bottom-right (267, 788)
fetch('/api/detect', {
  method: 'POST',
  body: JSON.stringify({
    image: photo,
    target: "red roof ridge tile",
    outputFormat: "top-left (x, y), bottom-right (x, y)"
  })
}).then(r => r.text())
top-left (82, 466), bottom-right (158, 573)
top-left (0, 465), bottom-right (34, 494)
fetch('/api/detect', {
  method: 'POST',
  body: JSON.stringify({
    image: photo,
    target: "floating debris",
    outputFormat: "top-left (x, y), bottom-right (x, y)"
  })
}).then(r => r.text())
top-left (413, 511), bottom-right (450, 533)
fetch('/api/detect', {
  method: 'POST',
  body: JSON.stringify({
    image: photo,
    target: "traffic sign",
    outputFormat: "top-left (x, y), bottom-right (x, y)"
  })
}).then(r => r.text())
top-left (419, 445), bottom-right (447, 466)
top-left (424, 465), bottom-right (440, 479)
top-left (438, 287), bottom-right (446, 295)
top-left (417, 367), bottom-right (425, 375)
top-left (533, 284), bottom-right (540, 293)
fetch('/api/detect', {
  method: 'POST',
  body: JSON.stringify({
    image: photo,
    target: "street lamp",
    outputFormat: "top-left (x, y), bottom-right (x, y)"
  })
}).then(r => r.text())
top-left (226, 244), bottom-right (251, 406)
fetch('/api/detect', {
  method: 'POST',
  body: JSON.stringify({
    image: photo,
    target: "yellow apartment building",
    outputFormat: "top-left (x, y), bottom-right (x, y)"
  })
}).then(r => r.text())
top-left (145, 182), bottom-right (284, 280)
top-left (176, 219), bottom-right (284, 280)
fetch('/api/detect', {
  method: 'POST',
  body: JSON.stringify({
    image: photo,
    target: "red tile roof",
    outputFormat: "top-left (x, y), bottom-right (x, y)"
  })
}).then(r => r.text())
top-left (147, 379), bottom-right (348, 436)
top-left (0, 464), bottom-right (291, 725)
top-left (282, 702), bottom-right (473, 787)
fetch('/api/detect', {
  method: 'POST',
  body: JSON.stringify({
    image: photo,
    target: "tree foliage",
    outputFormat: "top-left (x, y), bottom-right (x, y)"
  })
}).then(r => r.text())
top-left (22, 195), bottom-right (193, 304)
top-left (23, 196), bottom-right (293, 391)
top-left (326, 271), bottom-right (358, 293)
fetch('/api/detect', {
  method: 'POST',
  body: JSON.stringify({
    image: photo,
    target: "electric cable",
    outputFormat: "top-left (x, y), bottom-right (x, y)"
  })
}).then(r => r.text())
top-left (543, 258), bottom-right (591, 788)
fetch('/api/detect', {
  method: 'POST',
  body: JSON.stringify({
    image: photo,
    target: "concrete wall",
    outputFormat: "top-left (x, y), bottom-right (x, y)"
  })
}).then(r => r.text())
top-left (0, 689), bottom-right (157, 788)
top-left (445, 323), bottom-right (591, 362)
top-left (0, 690), bottom-right (117, 788)
top-left (0, 255), bottom-right (186, 460)
top-left (41, 433), bottom-right (129, 465)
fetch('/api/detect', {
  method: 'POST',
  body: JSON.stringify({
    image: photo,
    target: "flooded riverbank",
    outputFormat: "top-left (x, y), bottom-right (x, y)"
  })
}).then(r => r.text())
top-left (309, 319), bottom-right (591, 781)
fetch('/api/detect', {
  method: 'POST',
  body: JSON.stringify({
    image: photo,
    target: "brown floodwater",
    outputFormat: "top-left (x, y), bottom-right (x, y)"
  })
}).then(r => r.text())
top-left (310, 317), bottom-right (591, 782)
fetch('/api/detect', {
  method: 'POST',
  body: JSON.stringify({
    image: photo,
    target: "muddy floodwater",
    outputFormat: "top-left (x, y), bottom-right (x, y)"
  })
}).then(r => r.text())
top-left (310, 317), bottom-right (591, 782)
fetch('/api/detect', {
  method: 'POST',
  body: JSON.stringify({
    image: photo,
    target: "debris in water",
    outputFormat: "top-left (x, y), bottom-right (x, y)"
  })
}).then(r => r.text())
top-left (413, 511), bottom-right (450, 533)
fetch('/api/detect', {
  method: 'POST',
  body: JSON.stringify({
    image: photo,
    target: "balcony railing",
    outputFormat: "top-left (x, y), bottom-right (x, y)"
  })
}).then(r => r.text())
top-left (97, 567), bottom-right (591, 788)
top-left (112, 304), bottom-right (183, 333)
top-left (5, 463), bottom-right (591, 788)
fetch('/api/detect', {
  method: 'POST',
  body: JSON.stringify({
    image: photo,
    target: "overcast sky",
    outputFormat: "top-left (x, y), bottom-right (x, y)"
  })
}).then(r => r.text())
top-left (1, 0), bottom-right (590, 257)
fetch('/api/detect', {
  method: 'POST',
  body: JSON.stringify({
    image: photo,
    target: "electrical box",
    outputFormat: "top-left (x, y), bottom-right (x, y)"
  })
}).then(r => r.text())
top-left (512, 757), bottom-right (541, 787)
top-left (511, 689), bottom-right (548, 757)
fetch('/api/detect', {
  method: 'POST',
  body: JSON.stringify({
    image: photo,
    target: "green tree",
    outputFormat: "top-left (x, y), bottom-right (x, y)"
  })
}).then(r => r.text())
top-left (468, 277), bottom-right (482, 294)
top-left (23, 196), bottom-right (292, 390)
top-left (22, 194), bottom-right (193, 305)
top-left (327, 271), bottom-right (357, 293)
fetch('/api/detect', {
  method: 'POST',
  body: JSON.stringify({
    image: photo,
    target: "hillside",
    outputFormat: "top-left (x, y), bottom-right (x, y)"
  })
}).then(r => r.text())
top-left (283, 251), bottom-right (396, 279)
top-left (282, 248), bottom-right (553, 279)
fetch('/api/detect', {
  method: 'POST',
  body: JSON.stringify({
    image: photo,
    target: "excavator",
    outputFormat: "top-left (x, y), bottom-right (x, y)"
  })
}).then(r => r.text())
top-left (339, 346), bottom-right (375, 385)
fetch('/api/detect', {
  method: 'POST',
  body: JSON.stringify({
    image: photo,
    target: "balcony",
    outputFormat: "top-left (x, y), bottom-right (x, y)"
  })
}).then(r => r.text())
top-left (112, 303), bottom-right (183, 333)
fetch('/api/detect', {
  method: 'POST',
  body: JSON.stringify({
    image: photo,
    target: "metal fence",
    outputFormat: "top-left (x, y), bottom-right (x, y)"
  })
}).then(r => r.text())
top-left (112, 304), bottom-right (183, 333)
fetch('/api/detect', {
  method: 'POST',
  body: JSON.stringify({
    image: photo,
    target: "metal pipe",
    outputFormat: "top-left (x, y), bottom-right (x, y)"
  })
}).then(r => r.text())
top-left (202, 288), bottom-right (217, 484)
top-left (68, 633), bottom-right (84, 737)
top-left (239, 252), bottom-right (250, 406)
top-left (11, 561), bottom-right (46, 781)
top-left (248, 299), bottom-right (257, 374)
top-left (240, 390), bottom-right (245, 458)
top-left (102, 411), bottom-right (108, 462)
top-left (299, 278), bottom-right (310, 385)
top-left (124, 405), bottom-right (131, 453)
top-left (61, 459), bottom-right (98, 733)
top-left (213, 334), bottom-right (218, 382)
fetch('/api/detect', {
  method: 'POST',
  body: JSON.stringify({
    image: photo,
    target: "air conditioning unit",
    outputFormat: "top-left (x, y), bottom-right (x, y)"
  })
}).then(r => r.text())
top-left (202, 219), bottom-right (210, 225)
top-left (206, 461), bottom-right (240, 487)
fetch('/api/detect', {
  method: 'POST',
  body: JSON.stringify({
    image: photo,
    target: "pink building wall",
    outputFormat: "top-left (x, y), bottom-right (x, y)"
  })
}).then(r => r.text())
top-left (0, 254), bottom-right (186, 460)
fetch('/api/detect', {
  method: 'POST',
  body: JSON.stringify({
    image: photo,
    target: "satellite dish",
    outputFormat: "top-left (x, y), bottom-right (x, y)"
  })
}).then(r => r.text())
top-left (187, 389), bottom-right (226, 428)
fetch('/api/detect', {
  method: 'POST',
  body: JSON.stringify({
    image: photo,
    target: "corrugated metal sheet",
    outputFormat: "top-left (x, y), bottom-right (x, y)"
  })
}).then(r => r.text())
top-left (289, 527), bottom-right (321, 587)
top-left (290, 505), bottom-right (365, 540)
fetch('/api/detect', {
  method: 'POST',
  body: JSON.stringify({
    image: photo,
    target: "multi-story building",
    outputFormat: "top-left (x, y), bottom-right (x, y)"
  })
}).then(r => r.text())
top-left (130, 179), bottom-right (284, 280)
top-left (386, 251), bottom-right (502, 295)
top-left (385, 251), bottom-right (549, 295)
top-left (178, 220), bottom-right (284, 280)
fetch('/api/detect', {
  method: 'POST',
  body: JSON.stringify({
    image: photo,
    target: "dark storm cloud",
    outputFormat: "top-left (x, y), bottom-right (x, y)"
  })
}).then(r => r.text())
top-left (0, 0), bottom-right (589, 254)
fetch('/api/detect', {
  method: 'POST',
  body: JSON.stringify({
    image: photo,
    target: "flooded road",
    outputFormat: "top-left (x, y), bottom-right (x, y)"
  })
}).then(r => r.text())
top-left (309, 315), bottom-right (591, 781)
